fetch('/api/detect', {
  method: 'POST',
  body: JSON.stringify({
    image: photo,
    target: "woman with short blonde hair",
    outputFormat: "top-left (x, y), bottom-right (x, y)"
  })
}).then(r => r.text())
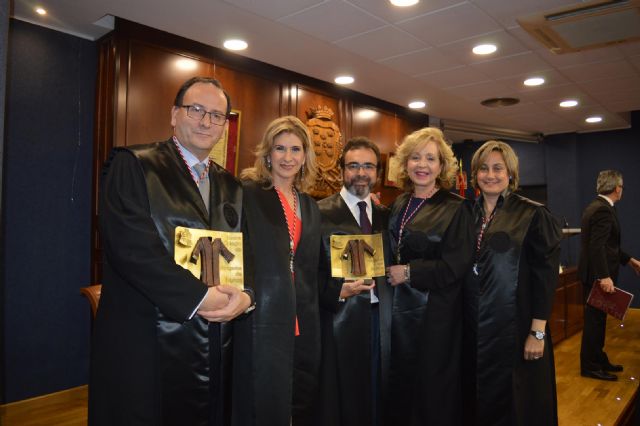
top-left (395, 127), bottom-right (458, 192)
top-left (385, 126), bottom-right (474, 426)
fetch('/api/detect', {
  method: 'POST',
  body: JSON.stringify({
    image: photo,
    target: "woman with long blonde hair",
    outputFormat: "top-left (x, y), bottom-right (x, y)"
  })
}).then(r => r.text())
top-left (233, 116), bottom-right (321, 426)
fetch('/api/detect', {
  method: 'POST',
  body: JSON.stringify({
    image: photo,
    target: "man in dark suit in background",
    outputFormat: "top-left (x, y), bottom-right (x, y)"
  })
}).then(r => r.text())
top-left (316, 137), bottom-right (390, 426)
top-left (579, 170), bottom-right (640, 381)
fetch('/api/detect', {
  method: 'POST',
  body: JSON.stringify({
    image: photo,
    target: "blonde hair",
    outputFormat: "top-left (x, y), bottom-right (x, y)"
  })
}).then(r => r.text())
top-left (395, 127), bottom-right (457, 191)
top-left (470, 140), bottom-right (519, 191)
top-left (241, 116), bottom-right (317, 192)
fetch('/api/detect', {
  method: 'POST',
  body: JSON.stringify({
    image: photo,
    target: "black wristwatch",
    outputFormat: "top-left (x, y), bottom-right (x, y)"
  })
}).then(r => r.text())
top-left (530, 330), bottom-right (545, 340)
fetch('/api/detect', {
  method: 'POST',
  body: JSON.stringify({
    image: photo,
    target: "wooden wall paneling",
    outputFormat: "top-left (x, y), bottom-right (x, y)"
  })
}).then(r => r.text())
top-left (351, 104), bottom-right (402, 205)
top-left (126, 42), bottom-right (215, 147)
top-left (565, 281), bottom-right (584, 338)
top-left (91, 34), bottom-right (118, 283)
top-left (550, 287), bottom-right (567, 344)
top-left (213, 64), bottom-right (282, 174)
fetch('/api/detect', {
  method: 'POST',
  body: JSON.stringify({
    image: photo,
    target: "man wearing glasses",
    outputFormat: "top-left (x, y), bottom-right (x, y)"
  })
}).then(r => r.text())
top-left (316, 137), bottom-right (390, 426)
top-left (90, 77), bottom-right (252, 425)
top-left (579, 169), bottom-right (640, 381)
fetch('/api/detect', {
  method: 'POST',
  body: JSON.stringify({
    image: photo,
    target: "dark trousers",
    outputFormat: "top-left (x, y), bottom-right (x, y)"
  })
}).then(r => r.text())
top-left (580, 285), bottom-right (611, 371)
top-left (371, 303), bottom-right (380, 426)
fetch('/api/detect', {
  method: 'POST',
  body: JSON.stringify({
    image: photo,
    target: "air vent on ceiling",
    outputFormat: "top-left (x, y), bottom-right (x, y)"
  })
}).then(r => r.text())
top-left (517, 0), bottom-right (640, 54)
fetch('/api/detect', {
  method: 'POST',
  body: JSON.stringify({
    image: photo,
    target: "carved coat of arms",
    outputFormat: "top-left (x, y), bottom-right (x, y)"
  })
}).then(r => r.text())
top-left (306, 106), bottom-right (343, 198)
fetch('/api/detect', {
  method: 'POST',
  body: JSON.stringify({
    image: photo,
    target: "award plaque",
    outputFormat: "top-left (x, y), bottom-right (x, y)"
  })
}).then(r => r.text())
top-left (174, 226), bottom-right (244, 289)
top-left (330, 233), bottom-right (385, 279)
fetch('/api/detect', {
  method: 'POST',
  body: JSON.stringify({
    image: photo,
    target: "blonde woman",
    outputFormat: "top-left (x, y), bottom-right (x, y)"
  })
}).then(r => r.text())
top-left (462, 140), bottom-right (561, 426)
top-left (234, 116), bottom-right (321, 426)
top-left (385, 127), bottom-right (474, 426)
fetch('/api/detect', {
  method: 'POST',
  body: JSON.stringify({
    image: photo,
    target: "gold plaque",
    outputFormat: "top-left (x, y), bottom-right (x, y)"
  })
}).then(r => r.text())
top-left (174, 226), bottom-right (244, 289)
top-left (330, 233), bottom-right (385, 279)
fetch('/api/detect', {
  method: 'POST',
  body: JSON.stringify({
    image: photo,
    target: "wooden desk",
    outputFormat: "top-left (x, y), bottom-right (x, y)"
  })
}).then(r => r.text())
top-left (550, 267), bottom-right (584, 344)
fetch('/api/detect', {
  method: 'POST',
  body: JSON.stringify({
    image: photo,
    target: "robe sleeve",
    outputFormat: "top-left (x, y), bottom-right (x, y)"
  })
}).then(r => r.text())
top-left (318, 237), bottom-right (344, 312)
top-left (99, 150), bottom-right (207, 322)
top-left (525, 207), bottom-right (562, 320)
top-left (408, 201), bottom-right (475, 291)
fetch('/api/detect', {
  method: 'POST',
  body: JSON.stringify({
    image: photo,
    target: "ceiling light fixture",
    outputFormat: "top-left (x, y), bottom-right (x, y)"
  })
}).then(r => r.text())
top-left (524, 77), bottom-right (545, 86)
top-left (472, 44), bottom-right (497, 55)
top-left (390, 0), bottom-right (420, 6)
top-left (481, 97), bottom-right (520, 107)
top-left (408, 101), bottom-right (426, 109)
top-left (223, 39), bottom-right (248, 51)
top-left (35, 7), bottom-right (47, 15)
top-left (585, 116), bottom-right (603, 123)
top-left (334, 75), bottom-right (354, 85)
top-left (559, 99), bottom-right (578, 108)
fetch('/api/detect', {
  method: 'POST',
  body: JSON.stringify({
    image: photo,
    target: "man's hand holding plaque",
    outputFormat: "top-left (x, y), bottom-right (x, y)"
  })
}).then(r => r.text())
top-left (174, 226), bottom-right (250, 322)
top-left (330, 233), bottom-right (385, 280)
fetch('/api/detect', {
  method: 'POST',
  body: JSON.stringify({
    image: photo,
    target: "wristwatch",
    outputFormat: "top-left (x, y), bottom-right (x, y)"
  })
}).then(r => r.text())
top-left (530, 330), bottom-right (545, 340)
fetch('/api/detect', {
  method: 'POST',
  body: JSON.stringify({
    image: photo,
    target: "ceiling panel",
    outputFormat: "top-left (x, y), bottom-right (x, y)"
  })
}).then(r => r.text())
top-left (559, 59), bottom-right (639, 83)
top-left (335, 25), bottom-right (426, 61)
top-left (279, 0), bottom-right (386, 42)
top-left (471, 51), bottom-right (551, 79)
top-left (379, 47), bottom-right (464, 76)
top-left (437, 30), bottom-right (529, 65)
top-left (398, 3), bottom-right (501, 46)
top-left (222, 0), bottom-right (325, 20)
top-left (416, 65), bottom-right (492, 88)
top-left (445, 79), bottom-right (515, 102)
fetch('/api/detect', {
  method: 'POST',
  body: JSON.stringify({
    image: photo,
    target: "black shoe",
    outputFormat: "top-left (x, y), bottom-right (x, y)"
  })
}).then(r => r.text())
top-left (581, 369), bottom-right (618, 381)
top-left (602, 363), bottom-right (623, 372)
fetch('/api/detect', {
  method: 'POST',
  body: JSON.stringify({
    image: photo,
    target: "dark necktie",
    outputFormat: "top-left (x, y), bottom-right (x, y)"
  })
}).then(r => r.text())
top-left (193, 163), bottom-right (210, 213)
top-left (358, 201), bottom-right (372, 234)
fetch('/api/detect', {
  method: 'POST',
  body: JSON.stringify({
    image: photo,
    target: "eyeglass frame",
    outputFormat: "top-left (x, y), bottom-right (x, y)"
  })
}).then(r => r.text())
top-left (344, 162), bottom-right (377, 172)
top-left (180, 104), bottom-right (228, 126)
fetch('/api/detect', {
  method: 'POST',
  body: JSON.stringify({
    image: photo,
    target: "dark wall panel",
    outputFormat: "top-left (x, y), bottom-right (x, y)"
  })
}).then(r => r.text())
top-left (574, 119), bottom-right (640, 302)
top-left (3, 19), bottom-right (96, 402)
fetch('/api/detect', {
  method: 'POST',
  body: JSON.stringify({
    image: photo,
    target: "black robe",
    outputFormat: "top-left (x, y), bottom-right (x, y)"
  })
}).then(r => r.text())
top-left (316, 193), bottom-right (391, 426)
top-left (232, 180), bottom-right (321, 426)
top-left (90, 139), bottom-right (242, 426)
top-left (462, 192), bottom-right (561, 426)
top-left (387, 190), bottom-right (474, 426)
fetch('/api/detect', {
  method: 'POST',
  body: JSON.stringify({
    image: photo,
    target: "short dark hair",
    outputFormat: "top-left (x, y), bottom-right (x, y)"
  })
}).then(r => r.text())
top-left (339, 136), bottom-right (382, 175)
top-left (173, 77), bottom-right (232, 116)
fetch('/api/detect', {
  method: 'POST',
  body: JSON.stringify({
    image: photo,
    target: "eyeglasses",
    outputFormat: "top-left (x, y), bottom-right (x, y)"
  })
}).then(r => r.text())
top-left (180, 104), bottom-right (228, 126)
top-left (345, 162), bottom-right (377, 172)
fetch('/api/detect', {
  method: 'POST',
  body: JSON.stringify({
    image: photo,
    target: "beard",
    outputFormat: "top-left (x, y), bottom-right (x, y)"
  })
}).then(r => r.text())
top-left (345, 175), bottom-right (374, 198)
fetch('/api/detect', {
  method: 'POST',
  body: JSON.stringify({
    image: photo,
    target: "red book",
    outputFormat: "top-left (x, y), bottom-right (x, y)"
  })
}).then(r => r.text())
top-left (587, 282), bottom-right (634, 321)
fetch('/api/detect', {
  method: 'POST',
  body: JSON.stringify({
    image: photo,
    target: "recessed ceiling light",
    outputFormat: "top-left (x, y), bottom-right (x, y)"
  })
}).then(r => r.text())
top-left (335, 75), bottom-right (354, 85)
top-left (559, 99), bottom-right (578, 108)
top-left (389, 0), bottom-right (419, 6)
top-left (408, 101), bottom-right (426, 109)
top-left (472, 44), bottom-right (497, 55)
top-left (223, 39), bottom-right (248, 51)
top-left (585, 116), bottom-right (603, 123)
top-left (35, 7), bottom-right (47, 15)
top-left (524, 77), bottom-right (545, 86)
